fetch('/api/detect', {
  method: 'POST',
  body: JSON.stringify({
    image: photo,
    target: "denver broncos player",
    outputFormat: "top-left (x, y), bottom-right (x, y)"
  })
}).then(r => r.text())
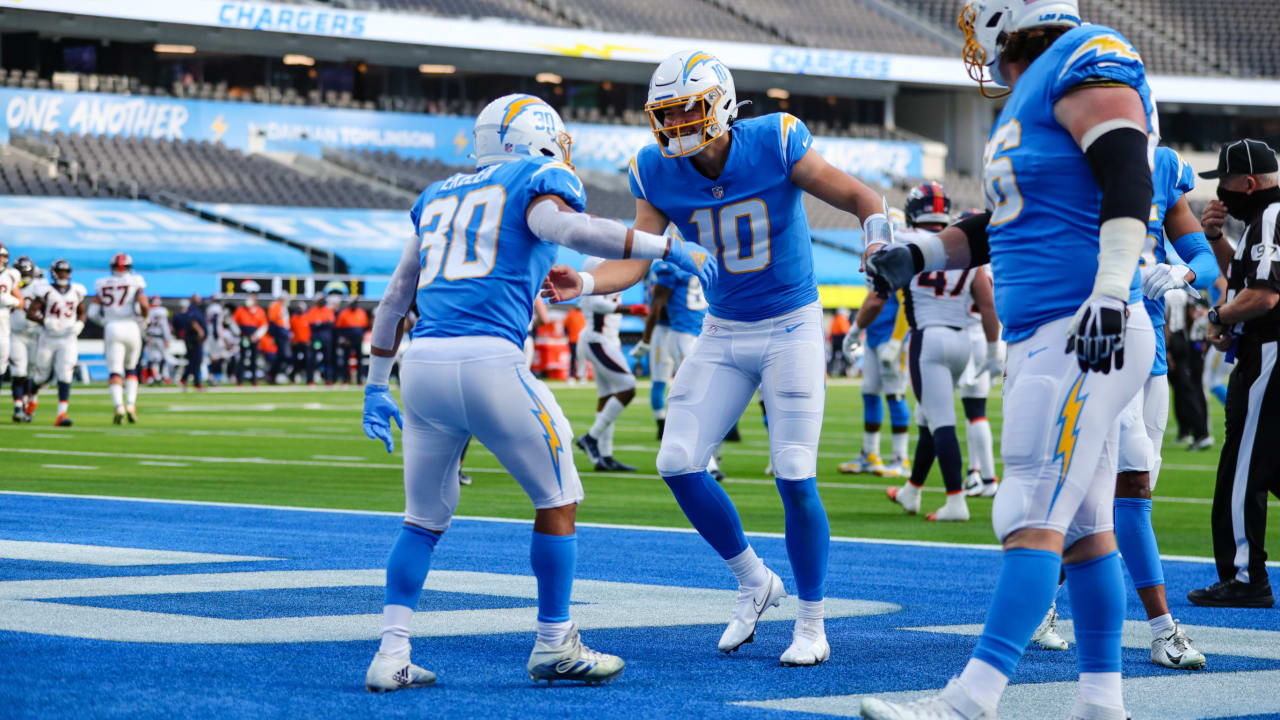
top-left (0, 244), bottom-right (23, 410)
top-left (358, 94), bottom-right (714, 692)
top-left (541, 50), bottom-right (893, 667)
top-left (861, 2), bottom-right (1158, 718)
top-left (28, 259), bottom-right (87, 427)
top-left (94, 253), bottom-right (149, 424)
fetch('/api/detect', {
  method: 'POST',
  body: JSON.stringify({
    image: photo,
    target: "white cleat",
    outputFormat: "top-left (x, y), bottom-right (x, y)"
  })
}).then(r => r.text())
top-left (527, 624), bottom-right (624, 685)
top-left (838, 451), bottom-right (884, 475)
top-left (860, 678), bottom-right (996, 720)
top-left (1031, 601), bottom-right (1069, 651)
top-left (927, 495), bottom-right (970, 522)
top-left (962, 469), bottom-right (982, 495)
top-left (779, 622), bottom-right (830, 666)
top-left (886, 482), bottom-right (922, 515)
top-left (1151, 620), bottom-right (1206, 669)
top-left (365, 652), bottom-right (437, 693)
top-left (874, 456), bottom-right (911, 478)
top-left (1065, 698), bottom-right (1130, 720)
top-left (718, 570), bottom-right (786, 653)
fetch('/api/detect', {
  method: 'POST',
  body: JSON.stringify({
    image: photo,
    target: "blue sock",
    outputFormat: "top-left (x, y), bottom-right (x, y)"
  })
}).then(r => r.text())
top-left (663, 471), bottom-right (749, 559)
top-left (384, 524), bottom-right (440, 608)
top-left (1114, 498), bottom-right (1164, 588)
top-left (1211, 384), bottom-right (1228, 405)
top-left (863, 394), bottom-right (883, 425)
top-left (972, 548), bottom-right (1062, 677)
top-left (650, 381), bottom-right (667, 414)
top-left (776, 477), bottom-right (829, 601)
top-left (1065, 551), bottom-right (1125, 673)
top-left (888, 395), bottom-right (911, 427)
top-left (530, 531), bottom-right (576, 623)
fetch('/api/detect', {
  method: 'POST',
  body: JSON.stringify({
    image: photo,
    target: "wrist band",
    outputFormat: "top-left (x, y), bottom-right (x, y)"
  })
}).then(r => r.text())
top-left (579, 271), bottom-right (596, 296)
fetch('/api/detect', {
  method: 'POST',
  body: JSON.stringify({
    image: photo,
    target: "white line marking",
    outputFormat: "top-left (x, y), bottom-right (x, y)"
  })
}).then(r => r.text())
top-left (41, 464), bottom-right (97, 471)
top-left (311, 454), bottom-right (365, 462)
top-left (33, 433), bottom-right (73, 440)
top-left (138, 461), bottom-right (189, 467)
top-left (0, 540), bottom-right (275, 566)
top-left (903, 620), bottom-right (1280, 660)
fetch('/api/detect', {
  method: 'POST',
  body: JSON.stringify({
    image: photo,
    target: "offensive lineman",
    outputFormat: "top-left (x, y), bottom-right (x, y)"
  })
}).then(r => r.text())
top-left (9, 257), bottom-right (39, 422)
top-left (861, 2), bottom-right (1158, 717)
top-left (358, 93), bottom-right (714, 691)
top-left (574, 256), bottom-right (647, 472)
top-left (542, 50), bottom-right (893, 666)
top-left (885, 184), bottom-right (1000, 523)
top-left (0, 245), bottom-right (23, 407)
top-left (95, 253), bottom-right (149, 423)
top-left (28, 259), bottom-right (87, 427)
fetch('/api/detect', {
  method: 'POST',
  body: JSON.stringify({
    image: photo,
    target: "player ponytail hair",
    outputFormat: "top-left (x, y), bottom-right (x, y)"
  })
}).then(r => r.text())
top-left (1000, 26), bottom-right (1070, 65)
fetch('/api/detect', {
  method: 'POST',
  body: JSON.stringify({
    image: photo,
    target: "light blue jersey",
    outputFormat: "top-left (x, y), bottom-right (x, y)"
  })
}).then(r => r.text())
top-left (629, 113), bottom-right (818, 322)
top-left (653, 260), bottom-right (708, 335)
top-left (982, 25), bottom-right (1153, 343)
top-left (865, 290), bottom-right (900, 348)
top-left (408, 156), bottom-right (586, 349)
top-left (1143, 147), bottom-right (1215, 376)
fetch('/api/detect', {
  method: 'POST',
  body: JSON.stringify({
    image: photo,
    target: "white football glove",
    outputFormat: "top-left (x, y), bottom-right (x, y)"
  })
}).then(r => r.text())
top-left (1141, 263), bottom-right (1191, 301)
top-left (983, 341), bottom-right (1003, 378)
top-left (630, 340), bottom-right (650, 360)
top-left (842, 330), bottom-right (862, 363)
top-left (877, 338), bottom-right (903, 375)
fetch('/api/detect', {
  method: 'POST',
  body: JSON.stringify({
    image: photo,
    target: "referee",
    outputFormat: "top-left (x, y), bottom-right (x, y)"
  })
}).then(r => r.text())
top-left (1189, 139), bottom-right (1280, 608)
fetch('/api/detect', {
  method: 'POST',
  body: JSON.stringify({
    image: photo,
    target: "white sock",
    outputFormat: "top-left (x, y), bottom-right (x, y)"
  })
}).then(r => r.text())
top-left (378, 604), bottom-right (414, 658)
top-left (725, 546), bottom-right (769, 588)
top-left (589, 396), bottom-right (625, 438)
top-left (1078, 671), bottom-right (1123, 708)
top-left (109, 383), bottom-right (123, 409)
top-left (863, 430), bottom-right (881, 456)
top-left (1149, 612), bottom-right (1174, 638)
top-left (600, 422), bottom-right (614, 457)
top-left (958, 657), bottom-right (1009, 709)
top-left (892, 431), bottom-right (909, 462)
top-left (796, 599), bottom-right (825, 638)
top-left (536, 619), bottom-right (573, 648)
top-left (969, 418), bottom-right (995, 479)
top-left (946, 492), bottom-right (967, 507)
top-left (708, 452), bottom-right (721, 472)
top-left (57, 400), bottom-right (69, 416)
top-left (124, 376), bottom-right (138, 406)
top-left (653, 406), bottom-right (667, 421)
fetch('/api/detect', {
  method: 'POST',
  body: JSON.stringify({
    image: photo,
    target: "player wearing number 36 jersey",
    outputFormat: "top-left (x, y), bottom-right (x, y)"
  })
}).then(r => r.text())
top-left (542, 50), bottom-right (893, 667)
top-left (94, 253), bottom-right (149, 425)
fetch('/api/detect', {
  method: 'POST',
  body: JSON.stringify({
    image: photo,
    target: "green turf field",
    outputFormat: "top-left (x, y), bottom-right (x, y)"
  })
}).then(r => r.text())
top-left (2, 380), bottom-right (1269, 558)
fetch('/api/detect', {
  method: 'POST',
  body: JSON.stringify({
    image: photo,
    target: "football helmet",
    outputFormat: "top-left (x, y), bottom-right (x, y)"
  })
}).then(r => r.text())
top-left (473, 94), bottom-right (572, 169)
top-left (959, 1), bottom-right (1080, 95)
top-left (0, 242), bottom-right (8, 269)
top-left (14, 255), bottom-right (34, 281)
top-left (645, 50), bottom-right (740, 158)
top-left (905, 182), bottom-right (953, 227)
top-left (110, 252), bottom-right (133, 274)
top-left (51, 258), bottom-right (72, 288)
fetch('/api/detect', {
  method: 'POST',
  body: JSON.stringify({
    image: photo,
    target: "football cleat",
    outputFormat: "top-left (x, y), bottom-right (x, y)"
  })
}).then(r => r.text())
top-left (1031, 601), bottom-right (1069, 651)
top-left (54, 414), bottom-right (73, 427)
top-left (886, 482), bottom-right (922, 515)
top-left (1190, 435), bottom-right (1214, 451)
top-left (719, 569), bottom-right (786, 653)
top-left (860, 678), bottom-right (995, 720)
top-left (1151, 621), bottom-right (1206, 669)
top-left (126, 406), bottom-right (137, 424)
top-left (458, 471), bottom-right (473, 486)
top-left (12, 408), bottom-right (28, 423)
top-left (365, 652), bottom-right (437, 693)
top-left (927, 494), bottom-right (970, 522)
top-left (838, 450), bottom-right (884, 475)
top-left (24, 398), bottom-right (37, 416)
top-left (875, 456), bottom-right (911, 478)
top-left (600, 456), bottom-right (636, 472)
top-left (527, 624), bottom-right (624, 685)
top-left (113, 407), bottom-right (125, 425)
top-left (575, 434), bottom-right (602, 465)
top-left (779, 622), bottom-right (830, 666)
top-left (710, 468), bottom-right (726, 482)
top-left (962, 469), bottom-right (983, 494)
top-left (967, 476), bottom-right (999, 498)
top-left (1066, 698), bottom-right (1130, 720)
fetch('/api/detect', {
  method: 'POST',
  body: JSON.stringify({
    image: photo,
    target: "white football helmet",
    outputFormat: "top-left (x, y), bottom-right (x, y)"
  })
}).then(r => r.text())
top-left (473, 93), bottom-right (572, 169)
top-left (645, 50), bottom-right (739, 158)
top-left (959, 1), bottom-right (1080, 94)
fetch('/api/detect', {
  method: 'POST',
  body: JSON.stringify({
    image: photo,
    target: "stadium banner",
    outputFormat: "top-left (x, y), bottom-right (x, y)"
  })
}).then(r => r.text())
top-left (218, 273), bottom-right (366, 299)
top-left (0, 88), bottom-right (922, 182)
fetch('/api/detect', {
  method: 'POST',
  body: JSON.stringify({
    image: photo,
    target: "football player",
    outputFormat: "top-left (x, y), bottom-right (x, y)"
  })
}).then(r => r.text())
top-left (95, 253), bottom-right (149, 423)
top-left (861, 2), bottom-right (1158, 717)
top-left (9, 257), bottom-right (39, 421)
top-left (884, 184), bottom-right (1000, 523)
top-left (145, 297), bottom-right (173, 385)
top-left (0, 244), bottom-right (23, 409)
top-left (574, 256), bottom-right (648, 472)
top-left (541, 50), bottom-right (893, 666)
top-left (634, 255), bottom-right (708, 440)
top-left (28, 259), bottom-right (87, 427)
top-left (359, 93), bottom-right (714, 691)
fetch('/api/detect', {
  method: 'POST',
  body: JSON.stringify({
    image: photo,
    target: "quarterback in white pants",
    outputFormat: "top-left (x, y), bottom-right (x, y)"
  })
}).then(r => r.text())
top-left (28, 259), bottom-right (87, 427)
top-left (95, 253), bottom-right (149, 424)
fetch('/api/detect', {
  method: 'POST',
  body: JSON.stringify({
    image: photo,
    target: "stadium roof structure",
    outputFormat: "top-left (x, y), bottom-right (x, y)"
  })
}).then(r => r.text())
top-left (2, 0), bottom-right (1278, 108)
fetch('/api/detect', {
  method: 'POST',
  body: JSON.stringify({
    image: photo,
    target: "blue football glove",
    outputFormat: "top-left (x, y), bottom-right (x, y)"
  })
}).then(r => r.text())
top-left (667, 238), bottom-right (718, 292)
top-left (362, 384), bottom-right (403, 454)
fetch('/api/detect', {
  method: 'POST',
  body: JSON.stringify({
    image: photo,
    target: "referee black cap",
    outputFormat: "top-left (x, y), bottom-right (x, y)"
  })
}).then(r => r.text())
top-left (1199, 138), bottom-right (1279, 179)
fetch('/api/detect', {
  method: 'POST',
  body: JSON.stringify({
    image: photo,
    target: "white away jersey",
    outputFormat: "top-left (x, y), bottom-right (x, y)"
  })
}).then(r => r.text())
top-left (95, 272), bottom-right (146, 322)
top-left (31, 281), bottom-right (87, 337)
top-left (904, 268), bottom-right (977, 331)
top-left (0, 267), bottom-right (20, 315)
top-left (147, 306), bottom-right (172, 339)
top-left (579, 292), bottom-right (621, 344)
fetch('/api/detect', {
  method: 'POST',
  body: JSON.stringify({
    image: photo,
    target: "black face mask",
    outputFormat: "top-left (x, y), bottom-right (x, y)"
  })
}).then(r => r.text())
top-left (1219, 185), bottom-right (1280, 221)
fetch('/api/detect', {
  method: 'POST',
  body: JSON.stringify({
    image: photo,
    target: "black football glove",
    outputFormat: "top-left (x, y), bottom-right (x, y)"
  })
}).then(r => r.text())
top-left (865, 245), bottom-right (921, 299)
top-left (1065, 296), bottom-right (1128, 373)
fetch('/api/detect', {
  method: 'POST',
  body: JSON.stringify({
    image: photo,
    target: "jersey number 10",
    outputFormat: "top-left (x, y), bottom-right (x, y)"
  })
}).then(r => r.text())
top-left (689, 199), bottom-right (770, 274)
top-left (416, 185), bottom-right (505, 288)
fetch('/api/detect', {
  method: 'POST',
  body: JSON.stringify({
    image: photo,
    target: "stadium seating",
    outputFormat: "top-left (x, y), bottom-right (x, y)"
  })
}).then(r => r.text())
top-left (0, 145), bottom-right (101, 197)
top-left (735, 0), bottom-right (956, 56)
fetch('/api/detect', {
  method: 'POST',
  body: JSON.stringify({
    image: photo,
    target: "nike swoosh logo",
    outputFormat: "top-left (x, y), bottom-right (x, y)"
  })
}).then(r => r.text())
top-left (753, 595), bottom-right (767, 615)
top-left (785, 324), bottom-right (802, 333)
top-left (1028, 346), bottom-right (1049, 358)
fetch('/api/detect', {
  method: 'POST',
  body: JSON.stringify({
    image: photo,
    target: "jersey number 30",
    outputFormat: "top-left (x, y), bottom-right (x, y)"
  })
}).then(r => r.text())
top-left (689, 199), bottom-right (770, 274)
top-left (416, 185), bottom-right (506, 287)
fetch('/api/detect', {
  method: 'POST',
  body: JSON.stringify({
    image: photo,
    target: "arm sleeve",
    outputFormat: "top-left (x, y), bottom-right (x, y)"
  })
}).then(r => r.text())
top-left (1243, 218), bottom-right (1280, 293)
top-left (779, 113), bottom-right (814, 174)
top-left (527, 160), bottom-right (587, 213)
top-left (370, 234), bottom-right (422, 350)
top-left (1170, 231), bottom-right (1219, 290)
top-left (527, 199), bottom-right (673, 260)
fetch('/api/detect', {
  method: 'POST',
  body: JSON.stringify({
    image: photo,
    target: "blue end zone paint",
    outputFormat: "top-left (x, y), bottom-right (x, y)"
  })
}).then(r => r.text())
top-left (1, 494), bottom-right (1276, 720)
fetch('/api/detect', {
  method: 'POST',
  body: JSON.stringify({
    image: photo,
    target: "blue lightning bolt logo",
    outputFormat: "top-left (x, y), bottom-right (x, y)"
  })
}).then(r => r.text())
top-left (516, 370), bottom-right (563, 488)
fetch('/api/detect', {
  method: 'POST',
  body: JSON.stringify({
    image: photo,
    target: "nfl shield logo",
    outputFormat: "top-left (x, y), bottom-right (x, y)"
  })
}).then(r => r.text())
top-left (711, 185), bottom-right (724, 200)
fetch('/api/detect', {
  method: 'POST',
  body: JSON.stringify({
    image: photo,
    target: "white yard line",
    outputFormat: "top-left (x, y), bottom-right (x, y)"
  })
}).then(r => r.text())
top-left (40, 464), bottom-right (97, 471)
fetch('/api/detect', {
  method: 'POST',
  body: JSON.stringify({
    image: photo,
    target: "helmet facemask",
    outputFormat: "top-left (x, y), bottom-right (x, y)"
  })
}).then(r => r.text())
top-left (645, 86), bottom-right (728, 158)
top-left (959, 3), bottom-right (1011, 99)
